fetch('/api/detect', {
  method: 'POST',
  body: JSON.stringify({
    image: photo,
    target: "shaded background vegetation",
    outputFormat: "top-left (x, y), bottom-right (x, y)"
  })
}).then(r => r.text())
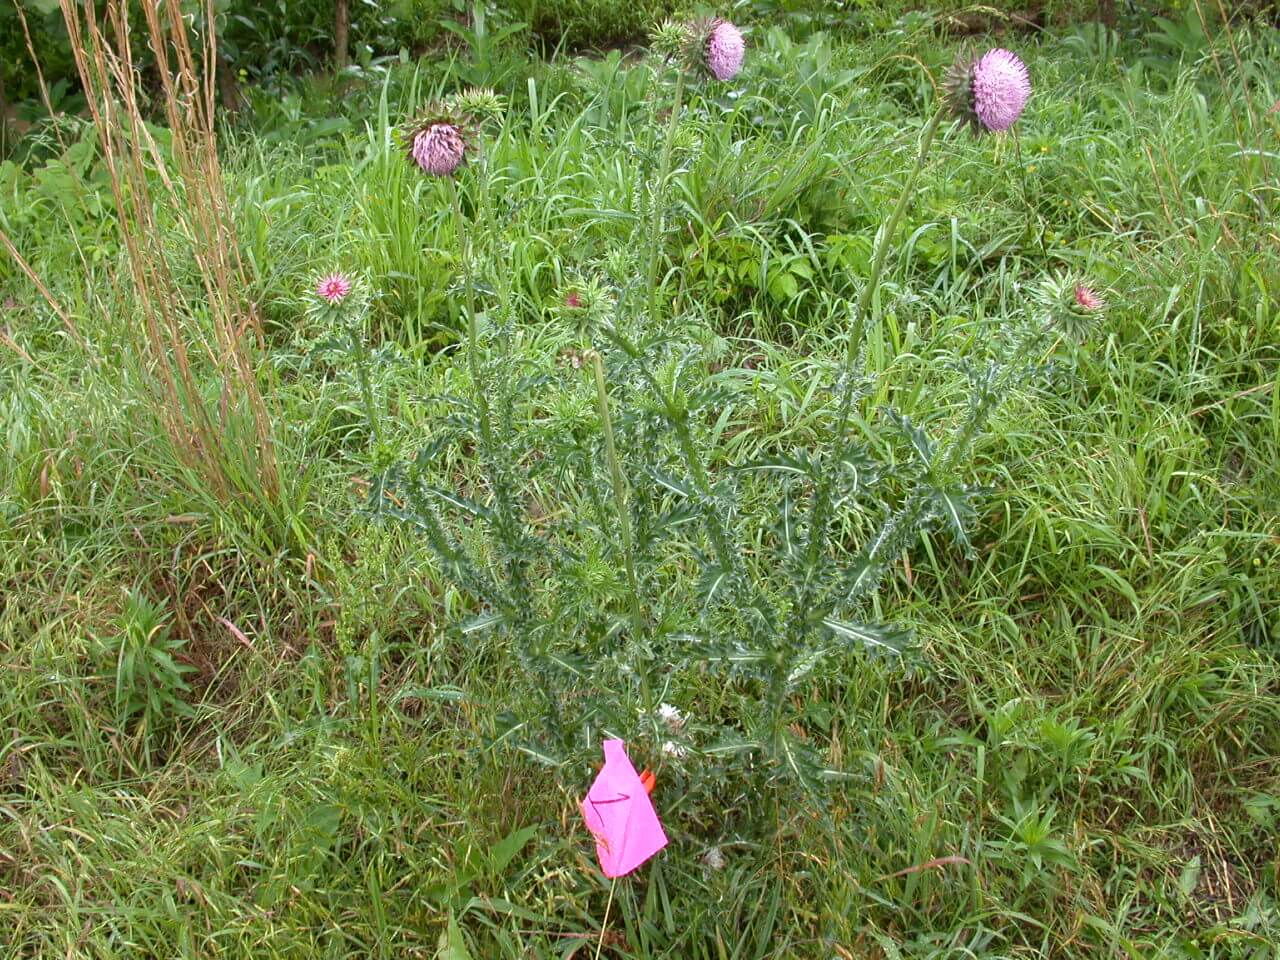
top-left (4, 0), bottom-right (1269, 124)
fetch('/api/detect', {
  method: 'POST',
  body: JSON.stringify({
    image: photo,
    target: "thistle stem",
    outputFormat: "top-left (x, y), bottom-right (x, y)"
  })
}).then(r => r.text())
top-left (476, 155), bottom-right (513, 351)
top-left (349, 324), bottom-right (384, 452)
top-left (671, 419), bottom-right (738, 593)
top-left (447, 175), bottom-right (493, 446)
top-left (590, 352), bottom-right (646, 649)
top-left (844, 108), bottom-right (946, 379)
top-left (646, 69), bottom-right (685, 326)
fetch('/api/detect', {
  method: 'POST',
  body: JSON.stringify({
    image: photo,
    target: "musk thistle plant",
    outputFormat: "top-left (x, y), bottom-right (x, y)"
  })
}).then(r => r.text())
top-left (851, 48), bottom-right (1033, 366)
top-left (307, 270), bottom-right (383, 450)
top-left (400, 89), bottom-right (507, 398)
top-left (645, 15), bottom-right (745, 325)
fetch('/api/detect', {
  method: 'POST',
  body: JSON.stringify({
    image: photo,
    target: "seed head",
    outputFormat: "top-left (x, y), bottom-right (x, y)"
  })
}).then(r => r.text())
top-left (657, 703), bottom-right (685, 730)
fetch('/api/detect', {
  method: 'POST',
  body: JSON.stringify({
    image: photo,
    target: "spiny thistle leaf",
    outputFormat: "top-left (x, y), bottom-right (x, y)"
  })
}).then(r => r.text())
top-left (458, 610), bottom-right (504, 635)
top-left (740, 452), bottom-right (817, 477)
top-left (886, 408), bottom-right (937, 470)
top-left (821, 617), bottom-right (912, 656)
top-left (786, 646), bottom-right (829, 689)
top-left (771, 729), bottom-right (828, 800)
top-left (927, 485), bottom-right (978, 555)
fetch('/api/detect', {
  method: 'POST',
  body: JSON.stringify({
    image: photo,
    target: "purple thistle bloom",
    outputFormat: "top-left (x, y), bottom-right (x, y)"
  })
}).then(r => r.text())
top-left (412, 122), bottom-right (465, 176)
top-left (706, 20), bottom-right (744, 81)
top-left (1074, 283), bottom-right (1104, 312)
top-left (972, 49), bottom-right (1031, 132)
top-left (945, 47), bottom-right (1031, 135)
top-left (316, 272), bottom-right (353, 304)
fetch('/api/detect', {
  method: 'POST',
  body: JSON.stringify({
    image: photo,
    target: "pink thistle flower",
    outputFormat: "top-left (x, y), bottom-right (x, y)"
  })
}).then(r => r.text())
top-left (972, 49), bottom-right (1031, 132)
top-left (565, 291), bottom-right (583, 308)
top-left (705, 20), bottom-right (744, 81)
top-left (411, 122), bottom-right (465, 176)
top-left (945, 48), bottom-right (1031, 135)
top-left (316, 273), bottom-right (353, 304)
top-left (1034, 272), bottom-right (1103, 340)
top-left (1073, 284), bottom-right (1104, 312)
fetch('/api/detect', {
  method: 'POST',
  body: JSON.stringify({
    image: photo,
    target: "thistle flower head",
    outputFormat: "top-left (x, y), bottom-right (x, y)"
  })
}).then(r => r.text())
top-left (400, 102), bottom-right (474, 177)
top-left (1033, 271), bottom-right (1104, 340)
top-left (553, 274), bottom-right (613, 328)
top-left (401, 90), bottom-right (505, 177)
top-left (316, 272), bottom-right (353, 304)
top-left (705, 19), bottom-right (745, 81)
top-left (305, 269), bottom-right (370, 325)
top-left (412, 122), bottom-right (465, 176)
top-left (945, 47), bottom-right (1031, 135)
top-left (1073, 283), bottom-right (1105, 312)
top-left (651, 16), bottom-right (745, 80)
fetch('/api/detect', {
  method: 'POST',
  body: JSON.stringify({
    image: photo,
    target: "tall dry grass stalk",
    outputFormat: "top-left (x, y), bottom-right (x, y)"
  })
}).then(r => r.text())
top-left (59, 0), bottom-right (279, 503)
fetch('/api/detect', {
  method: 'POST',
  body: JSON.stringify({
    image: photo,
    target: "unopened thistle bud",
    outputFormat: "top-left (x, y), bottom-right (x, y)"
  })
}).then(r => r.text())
top-left (650, 18), bottom-right (690, 62)
top-left (1033, 271), bottom-right (1104, 341)
top-left (448, 86), bottom-right (505, 123)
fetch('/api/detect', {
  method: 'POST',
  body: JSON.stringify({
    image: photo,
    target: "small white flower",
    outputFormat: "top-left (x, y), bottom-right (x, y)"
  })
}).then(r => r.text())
top-left (661, 740), bottom-right (687, 758)
top-left (657, 703), bottom-right (685, 730)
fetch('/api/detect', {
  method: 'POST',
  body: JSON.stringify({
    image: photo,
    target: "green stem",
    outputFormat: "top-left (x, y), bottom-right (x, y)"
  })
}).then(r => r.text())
top-left (830, 107), bottom-right (945, 455)
top-left (646, 68), bottom-right (685, 326)
top-left (671, 417), bottom-right (737, 584)
top-left (846, 108), bottom-right (946, 376)
top-left (447, 175), bottom-right (493, 446)
top-left (937, 319), bottom-right (1044, 477)
top-left (350, 324), bottom-right (384, 452)
top-left (476, 154), bottom-right (513, 351)
top-left (590, 352), bottom-right (645, 647)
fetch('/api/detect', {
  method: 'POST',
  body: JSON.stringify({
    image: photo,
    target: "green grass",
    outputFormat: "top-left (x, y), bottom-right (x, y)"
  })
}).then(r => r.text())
top-left (2, 10), bottom-right (1279, 958)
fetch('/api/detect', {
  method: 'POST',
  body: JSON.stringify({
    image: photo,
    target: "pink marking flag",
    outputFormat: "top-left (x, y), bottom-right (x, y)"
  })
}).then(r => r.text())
top-left (581, 739), bottom-right (668, 877)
